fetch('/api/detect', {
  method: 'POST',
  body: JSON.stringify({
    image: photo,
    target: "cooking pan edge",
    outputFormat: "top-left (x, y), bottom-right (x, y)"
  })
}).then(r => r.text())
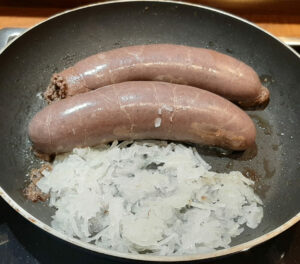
top-left (0, 0), bottom-right (299, 262)
top-left (1, 188), bottom-right (299, 262)
top-left (1, 0), bottom-right (299, 59)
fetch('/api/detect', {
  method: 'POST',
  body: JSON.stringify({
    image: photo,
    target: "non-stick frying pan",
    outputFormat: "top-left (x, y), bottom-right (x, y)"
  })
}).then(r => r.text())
top-left (0, 0), bottom-right (299, 262)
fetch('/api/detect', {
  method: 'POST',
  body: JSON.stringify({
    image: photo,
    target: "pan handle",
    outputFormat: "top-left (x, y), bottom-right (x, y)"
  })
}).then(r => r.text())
top-left (0, 28), bottom-right (26, 51)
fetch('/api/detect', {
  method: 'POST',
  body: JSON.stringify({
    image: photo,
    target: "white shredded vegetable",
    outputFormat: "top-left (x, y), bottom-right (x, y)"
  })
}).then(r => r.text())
top-left (37, 141), bottom-right (263, 256)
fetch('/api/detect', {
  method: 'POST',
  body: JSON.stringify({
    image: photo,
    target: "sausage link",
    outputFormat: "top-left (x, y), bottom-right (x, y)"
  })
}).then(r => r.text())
top-left (44, 44), bottom-right (269, 108)
top-left (32, 81), bottom-right (256, 154)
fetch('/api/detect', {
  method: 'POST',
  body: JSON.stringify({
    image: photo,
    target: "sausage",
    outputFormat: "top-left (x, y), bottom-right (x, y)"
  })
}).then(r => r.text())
top-left (44, 44), bottom-right (269, 108)
top-left (31, 81), bottom-right (256, 154)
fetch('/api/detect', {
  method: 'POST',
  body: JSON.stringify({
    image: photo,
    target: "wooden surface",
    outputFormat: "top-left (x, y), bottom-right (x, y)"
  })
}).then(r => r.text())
top-left (0, 6), bottom-right (299, 42)
top-left (0, 0), bottom-right (300, 14)
top-left (0, 7), bottom-right (61, 29)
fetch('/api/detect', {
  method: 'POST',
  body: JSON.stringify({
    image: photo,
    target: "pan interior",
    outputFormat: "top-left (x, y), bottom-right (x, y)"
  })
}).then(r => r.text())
top-left (0, 0), bottom-right (299, 253)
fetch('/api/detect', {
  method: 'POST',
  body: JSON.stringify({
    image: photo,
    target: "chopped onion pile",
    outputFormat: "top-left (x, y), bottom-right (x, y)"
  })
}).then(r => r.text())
top-left (37, 141), bottom-right (263, 256)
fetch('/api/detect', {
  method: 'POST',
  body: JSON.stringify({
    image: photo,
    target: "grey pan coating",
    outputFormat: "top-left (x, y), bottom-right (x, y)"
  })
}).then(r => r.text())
top-left (0, 0), bottom-right (299, 262)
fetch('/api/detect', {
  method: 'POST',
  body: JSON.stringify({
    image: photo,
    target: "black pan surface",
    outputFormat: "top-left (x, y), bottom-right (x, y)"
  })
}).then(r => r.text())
top-left (0, 0), bottom-right (299, 261)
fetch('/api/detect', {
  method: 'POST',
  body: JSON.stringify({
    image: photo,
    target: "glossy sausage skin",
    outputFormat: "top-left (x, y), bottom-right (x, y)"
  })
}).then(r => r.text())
top-left (31, 81), bottom-right (256, 154)
top-left (44, 44), bottom-right (269, 108)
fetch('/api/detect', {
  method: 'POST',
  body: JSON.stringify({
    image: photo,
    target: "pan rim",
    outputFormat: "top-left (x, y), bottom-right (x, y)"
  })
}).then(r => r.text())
top-left (1, 0), bottom-right (299, 59)
top-left (0, 0), bottom-right (299, 261)
top-left (1, 186), bottom-right (300, 262)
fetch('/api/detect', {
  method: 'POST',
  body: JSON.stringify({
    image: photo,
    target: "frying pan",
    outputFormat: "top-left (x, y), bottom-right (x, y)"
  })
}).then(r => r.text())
top-left (0, 0), bottom-right (299, 262)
